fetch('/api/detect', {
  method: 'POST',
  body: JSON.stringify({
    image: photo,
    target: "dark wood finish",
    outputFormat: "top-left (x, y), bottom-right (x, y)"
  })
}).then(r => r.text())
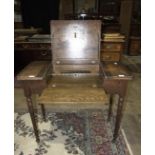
top-left (17, 61), bottom-right (51, 81)
top-left (15, 42), bottom-right (51, 62)
top-left (101, 62), bottom-right (133, 140)
top-left (14, 37), bottom-right (51, 74)
top-left (101, 52), bottom-right (121, 62)
top-left (23, 86), bottom-right (40, 142)
top-left (102, 23), bottom-right (120, 33)
top-left (40, 104), bottom-right (46, 122)
top-left (72, 0), bottom-right (75, 19)
top-left (14, 22), bottom-right (24, 29)
top-left (51, 20), bottom-right (101, 74)
top-left (129, 36), bottom-right (141, 55)
top-left (120, 0), bottom-right (133, 54)
top-left (16, 21), bottom-right (132, 143)
top-left (51, 20), bottom-right (101, 60)
top-left (98, 0), bottom-right (121, 17)
top-left (108, 95), bottom-right (113, 121)
top-left (15, 42), bottom-right (51, 51)
top-left (17, 61), bottom-right (51, 142)
top-left (14, 28), bottom-right (42, 37)
top-left (101, 42), bottom-right (123, 52)
top-left (101, 34), bottom-right (125, 62)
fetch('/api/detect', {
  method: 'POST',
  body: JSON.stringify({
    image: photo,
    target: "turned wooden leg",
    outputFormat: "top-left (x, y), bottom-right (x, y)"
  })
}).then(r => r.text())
top-left (26, 96), bottom-right (40, 143)
top-left (40, 104), bottom-right (46, 122)
top-left (108, 95), bottom-right (113, 121)
top-left (113, 96), bottom-right (124, 142)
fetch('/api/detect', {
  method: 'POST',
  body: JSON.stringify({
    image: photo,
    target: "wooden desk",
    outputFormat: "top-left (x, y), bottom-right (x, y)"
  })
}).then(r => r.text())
top-left (17, 61), bottom-right (132, 142)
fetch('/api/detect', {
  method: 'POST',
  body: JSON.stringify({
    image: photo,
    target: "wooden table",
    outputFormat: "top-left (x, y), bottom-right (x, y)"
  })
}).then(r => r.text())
top-left (17, 61), bottom-right (132, 142)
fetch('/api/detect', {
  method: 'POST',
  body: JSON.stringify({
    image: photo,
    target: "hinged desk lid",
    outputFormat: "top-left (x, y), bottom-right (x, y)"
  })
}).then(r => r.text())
top-left (51, 20), bottom-right (101, 60)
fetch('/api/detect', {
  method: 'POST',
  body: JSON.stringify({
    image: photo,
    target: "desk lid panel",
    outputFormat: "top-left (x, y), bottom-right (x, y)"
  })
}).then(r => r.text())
top-left (50, 20), bottom-right (101, 60)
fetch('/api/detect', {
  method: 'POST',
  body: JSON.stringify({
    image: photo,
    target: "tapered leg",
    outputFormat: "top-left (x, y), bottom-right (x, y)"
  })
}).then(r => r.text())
top-left (26, 96), bottom-right (40, 143)
top-left (108, 95), bottom-right (113, 121)
top-left (40, 104), bottom-right (46, 122)
top-left (113, 96), bottom-right (124, 142)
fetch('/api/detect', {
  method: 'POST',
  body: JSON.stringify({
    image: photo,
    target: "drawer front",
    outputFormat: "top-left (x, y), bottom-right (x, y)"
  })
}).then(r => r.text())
top-left (129, 40), bottom-right (141, 55)
top-left (53, 59), bottom-right (99, 65)
top-left (101, 43), bottom-right (123, 52)
top-left (101, 52), bottom-right (121, 62)
top-left (15, 43), bottom-right (51, 50)
top-left (53, 64), bottom-right (99, 74)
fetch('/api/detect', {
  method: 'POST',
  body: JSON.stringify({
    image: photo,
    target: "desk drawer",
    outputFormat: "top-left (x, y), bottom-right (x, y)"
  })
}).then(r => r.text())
top-left (101, 52), bottom-right (121, 62)
top-left (101, 42), bottom-right (123, 52)
top-left (53, 64), bottom-right (99, 74)
top-left (15, 43), bottom-right (51, 50)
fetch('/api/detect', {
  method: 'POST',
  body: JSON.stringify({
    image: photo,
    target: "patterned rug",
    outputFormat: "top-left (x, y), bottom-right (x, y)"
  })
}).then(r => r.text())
top-left (14, 110), bottom-right (129, 155)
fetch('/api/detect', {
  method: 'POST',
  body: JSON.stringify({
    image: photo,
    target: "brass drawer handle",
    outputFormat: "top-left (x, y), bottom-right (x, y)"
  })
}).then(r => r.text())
top-left (41, 51), bottom-right (47, 56)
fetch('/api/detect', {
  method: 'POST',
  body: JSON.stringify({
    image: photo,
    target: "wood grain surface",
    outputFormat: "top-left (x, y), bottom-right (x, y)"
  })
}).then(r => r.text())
top-left (17, 61), bottom-right (51, 80)
top-left (37, 86), bottom-right (108, 105)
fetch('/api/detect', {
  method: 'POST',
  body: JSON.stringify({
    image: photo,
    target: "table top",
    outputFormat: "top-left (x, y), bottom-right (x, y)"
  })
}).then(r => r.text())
top-left (17, 61), bottom-right (133, 81)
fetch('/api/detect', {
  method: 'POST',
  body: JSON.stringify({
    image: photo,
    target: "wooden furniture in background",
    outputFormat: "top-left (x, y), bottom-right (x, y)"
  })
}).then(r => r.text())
top-left (14, 22), bottom-right (24, 29)
top-left (120, 0), bottom-right (133, 54)
top-left (14, 28), bottom-right (42, 37)
top-left (129, 36), bottom-right (141, 56)
top-left (14, 35), bottom-right (51, 75)
top-left (101, 33), bottom-right (125, 62)
top-left (17, 20), bottom-right (132, 143)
